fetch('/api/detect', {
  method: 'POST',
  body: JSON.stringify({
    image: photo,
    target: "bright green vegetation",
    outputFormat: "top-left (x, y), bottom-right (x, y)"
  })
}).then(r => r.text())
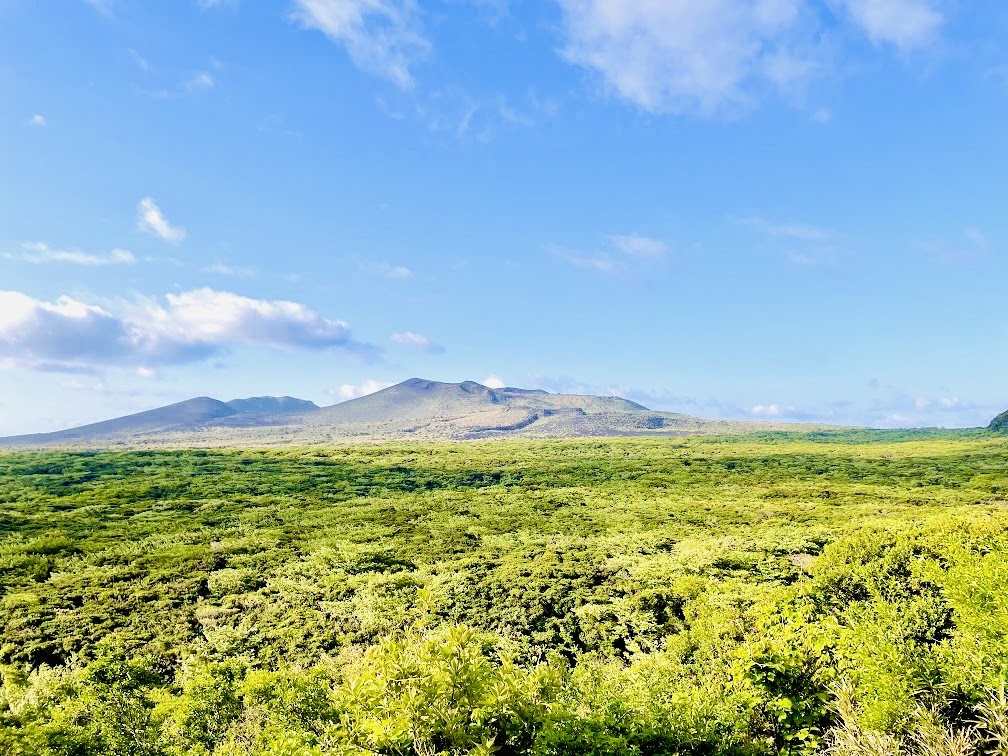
top-left (1, 434), bottom-right (1007, 755)
top-left (990, 410), bottom-right (1008, 433)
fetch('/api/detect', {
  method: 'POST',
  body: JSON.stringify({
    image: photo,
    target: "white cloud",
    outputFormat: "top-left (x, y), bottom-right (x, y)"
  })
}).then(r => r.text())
top-left (128, 48), bottom-right (150, 70)
top-left (914, 396), bottom-right (973, 411)
top-left (30, 114), bottom-right (46, 127)
top-left (377, 261), bottom-right (413, 279)
top-left (835, 0), bottom-right (943, 51)
top-left (558, 233), bottom-right (671, 275)
top-left (926, 227), bottom-right (991, 263)
top-left (963, 227), bottom-right (989, 250)
top-left (291, 0), bottom-right (430, 88)
top-left (750, 403), bottom-right (785, 417)
top-left (83, 0), bottom-right (113, 16)
top-left (137, 197), bottom-right (187, 242)
top-left (556, 0), bottom-right (817, 114)
top-left (564, 254), bottom-right (617, 274)
top-left (185, 72), bottom-right (216, 91)
top-left (609, 234), bottom-right (670, 259)
top-left (556, 0), bottom-right (948, 115)
top-left (482, 374), bottom-right (506, 389)
top-left (135, 367), bottom-right (157, 378)
top-left (391, 330), bottom-right (444, 352)
top-left (735, 215), bottom-right (836, 241)
top-left (9, 242), bottom-right (136, 266)
top-left (206, 263), bottom-right (257, 277)
top-left (330, 378), bottom-right (393, 401)
top-left (0, 288), bottom-right (374, 372)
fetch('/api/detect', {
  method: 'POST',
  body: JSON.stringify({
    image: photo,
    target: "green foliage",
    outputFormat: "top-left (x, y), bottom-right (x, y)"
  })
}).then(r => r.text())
top-left (1, 435), bottom-right (1007, 754)
top-left (989, 411), bottom-right (1008, 434)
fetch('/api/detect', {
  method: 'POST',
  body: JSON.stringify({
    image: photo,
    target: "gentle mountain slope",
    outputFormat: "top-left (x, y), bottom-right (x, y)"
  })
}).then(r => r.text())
top-left (0, 395), bottom-right (316, 446)
top-left (0, 397), bottom-right (237, 445)
top-left (0, 379), bottom-right (830, 447)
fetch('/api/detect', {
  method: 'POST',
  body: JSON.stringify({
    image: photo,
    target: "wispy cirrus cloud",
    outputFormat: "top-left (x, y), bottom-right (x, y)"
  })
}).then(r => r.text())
top-left (291, 0), bottom-right (430, 88)
top-left (0, 288), bottom-right (376, 373)
top-left (6, 242), bottom-right (136, 266)
top-left (556, 233), bottom-right (671, 275)
top-left (391, 330), bottom-right (445, 353)
top-left (206, 263), bottom-right (258, 277)
top-left (734, 215), bottom-right (837, 242)
top-left (137, 197), bottom-right (187, 242)
top-left (735, 214), bottom-right (844, 265)
top-left (185, 71), bottom-right (215, 91)
top-left (83, 0), bottom-right (113, 16)
top-left (925, 226), bottom-right (992, 263)
top-left (608, 234), bottom-right (670, 259)
top-left (376, 261), bottom-right (413, 279)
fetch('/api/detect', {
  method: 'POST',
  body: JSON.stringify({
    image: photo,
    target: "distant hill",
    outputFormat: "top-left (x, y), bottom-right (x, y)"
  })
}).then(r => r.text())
top-left (0, 395), bottom-right (316, 446)
top-left (0, 379), bottom-right (824, 447)
top-left (990, 410), bottom-right (1008, 433)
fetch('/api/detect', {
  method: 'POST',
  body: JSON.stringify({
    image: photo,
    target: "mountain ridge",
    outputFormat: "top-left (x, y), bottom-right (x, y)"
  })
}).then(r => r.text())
top-left (0, 378), bottom-right (825, 447)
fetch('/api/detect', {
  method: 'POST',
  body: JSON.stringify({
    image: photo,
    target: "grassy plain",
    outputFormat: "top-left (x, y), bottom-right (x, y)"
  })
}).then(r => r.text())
top-left (1, 432), bottom-right (1007, 755)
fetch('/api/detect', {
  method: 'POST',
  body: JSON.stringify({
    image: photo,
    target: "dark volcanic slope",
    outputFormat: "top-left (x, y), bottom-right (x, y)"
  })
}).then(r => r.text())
top-left (990, 410), bottom-right (1008, 433)
top-left (225, 396), bottom-right (319, 414)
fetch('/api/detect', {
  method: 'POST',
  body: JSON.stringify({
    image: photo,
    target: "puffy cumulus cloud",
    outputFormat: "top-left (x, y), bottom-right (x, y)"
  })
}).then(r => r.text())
top-left (557, 0), bottom-right (816, 114)
top-left (329, 378), bottom-right (393, 401)
top-left (137, 197), bottom-right (186, 242)
top-left (291, 0), bottom-right (430, 88)
top-left (9, 242), bottom-right (136, 266)
top-left (130, 288), bottom-right (368, 358)
top-left (835, 0), bottom-right (944, 51)
top-left (749, 403), bottom-right (821, 420)
top-left (482, 374), bottom-right (506, 389)
top-left (390, 330), bottom-right (444, 353)
top-left (750, 403), bottom-right (786, 417)
top-left (0, 288), bottom-right (375, 372)
top-left (556, 0), bottom-right (948, 114)
top-left (30, 114), bottom-right (46, 127)
top-left (0, 292), bottom-right (137, 367)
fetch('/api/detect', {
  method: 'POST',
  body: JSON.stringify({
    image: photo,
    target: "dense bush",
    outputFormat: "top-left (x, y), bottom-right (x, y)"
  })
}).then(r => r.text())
top-left (1, 435), bottom-right (1007, 753)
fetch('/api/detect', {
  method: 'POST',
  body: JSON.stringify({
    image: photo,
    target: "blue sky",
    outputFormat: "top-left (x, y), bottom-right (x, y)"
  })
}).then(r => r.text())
top-left (1, 0), bottom-right (1006, 434)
